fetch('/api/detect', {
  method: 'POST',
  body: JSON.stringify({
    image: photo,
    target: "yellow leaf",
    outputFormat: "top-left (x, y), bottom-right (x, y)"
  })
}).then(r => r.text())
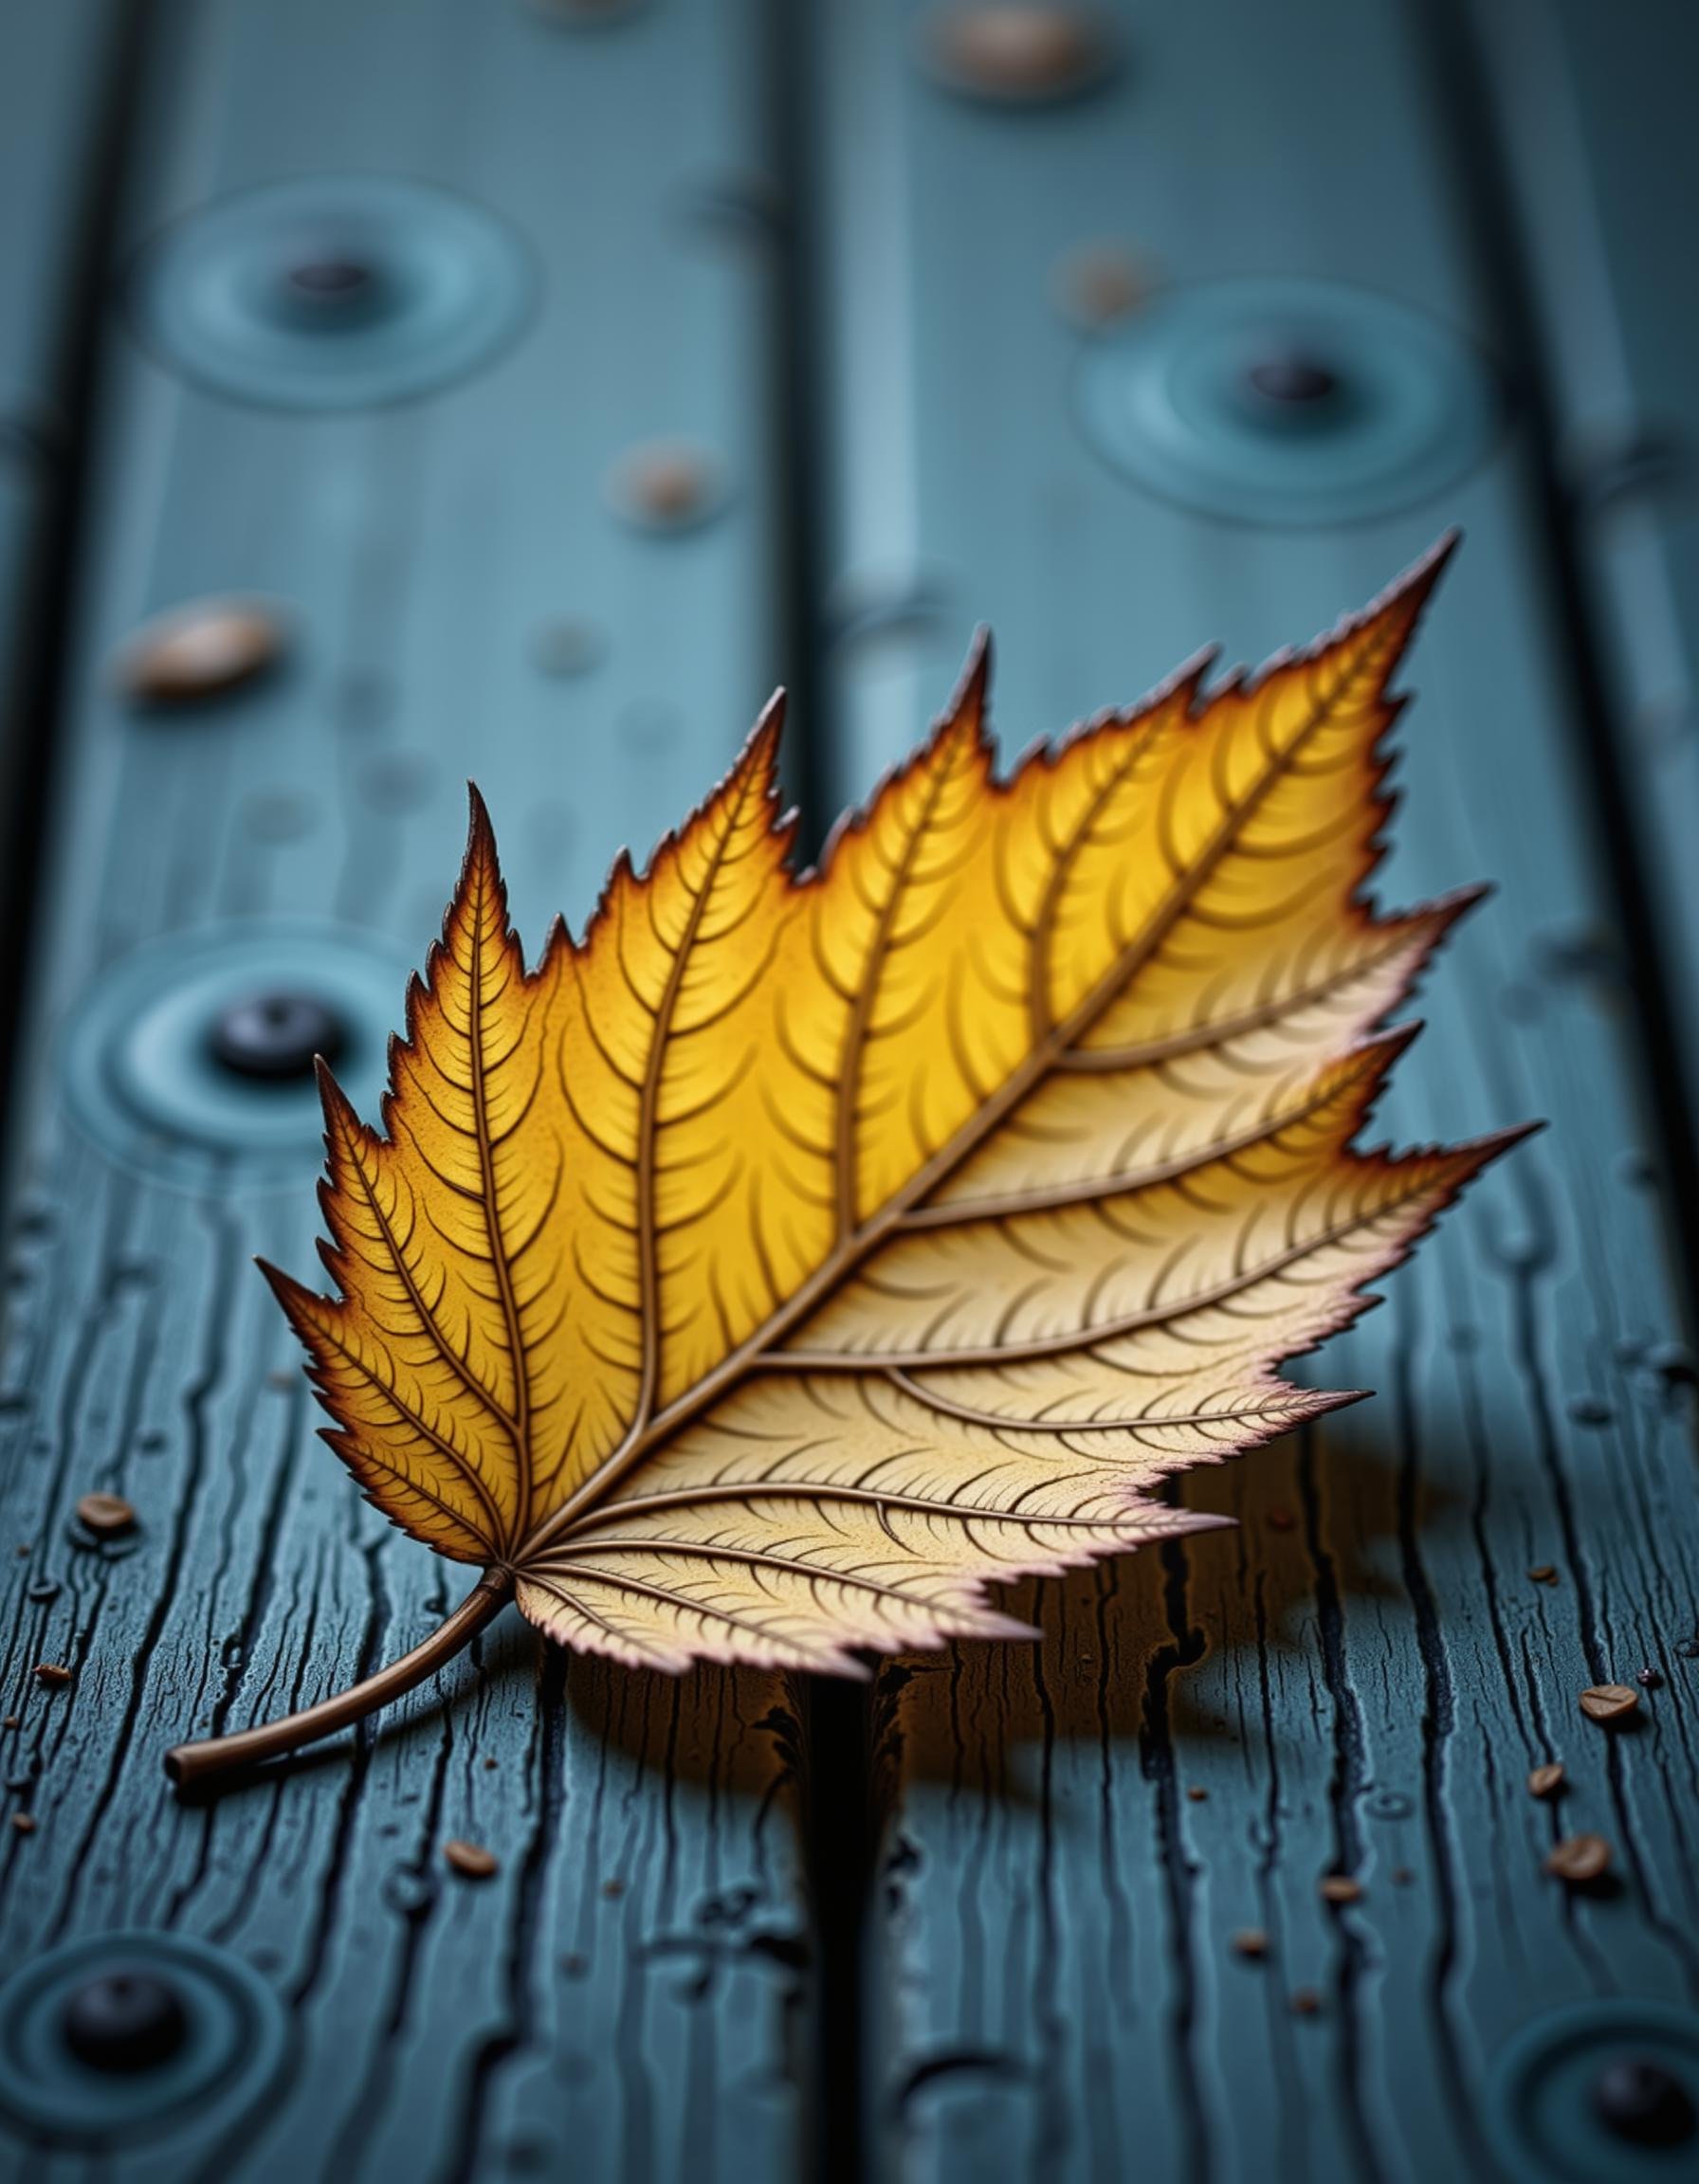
top-left (267, 539), bottom-right (1525, 1679)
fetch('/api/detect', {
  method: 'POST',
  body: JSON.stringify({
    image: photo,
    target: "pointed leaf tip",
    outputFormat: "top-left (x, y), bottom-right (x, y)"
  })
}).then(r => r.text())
top-left (464, 781), bottom-right (498, 860)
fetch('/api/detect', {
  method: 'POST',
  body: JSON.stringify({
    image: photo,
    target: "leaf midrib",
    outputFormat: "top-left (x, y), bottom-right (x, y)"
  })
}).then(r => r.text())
top-left (521, 641), bottom-right (1375, 1562)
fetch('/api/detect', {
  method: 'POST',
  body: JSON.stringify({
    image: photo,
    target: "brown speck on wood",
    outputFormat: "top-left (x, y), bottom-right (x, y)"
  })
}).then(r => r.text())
top-left (2, 1717), bottom-right (17, 1730)
top-left (33, 1664), bottom-right (71, 1688)
top-left (1051, 241), bottom-right (1151, 330)
top-left (75, 1492), bottom-right (136, 1537)
top-left (926, 6), bottom-right (1112, 103)
top-left (1186, 1785), bottom-right (1208, 1802)
top-left (1319, 1876), bottom-right (1363, 1905)
top-left (1232, 1929), bottom-right (1269, 1958)
top-left (443, 1839), bottom-right (499, 1880)
top-left (607, 443), bottom-right (721, 532)
top-left (484, 1756), bottom-right (499, 1771)
top-left (1528, 1564), bottom-right (1558, 1584)
top-left (601, 1877), bottom-right (626, 1899)
top-left (1528, 1761), bottom-right (1565, 1799)
top-left (119, 597), bottom-right (284, 705)
top-left (1579, 1684), bottom-right (1640, 1725)
top-left (1545, 1832), bottom-right (1611, 1884)
top-left (1289, 1988), bottom-right (1323, 2016)
top-left (10, 1812), bottom-right (34, 1834)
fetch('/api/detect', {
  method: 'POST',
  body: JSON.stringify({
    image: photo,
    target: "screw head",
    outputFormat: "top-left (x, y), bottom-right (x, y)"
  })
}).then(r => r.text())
top-left (1592, 2057), bottom-right (1697, 2147)
top-left (209, 992), bottom-right (346, 1083)
top-left (287, 256), bottom-right (374, 300)
top-left (274, 245), bottom-right (387, 327)
top-left (62, 1971), bottom-right (190, 2074)
top-left (1246, 353), bottom-right (1341, 408)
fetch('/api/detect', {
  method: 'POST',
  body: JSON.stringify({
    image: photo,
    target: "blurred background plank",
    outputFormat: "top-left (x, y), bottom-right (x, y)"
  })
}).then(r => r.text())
top-left (1463, 0), bottom-right (1699, 1199)
top-left (0, 0), bottom-right (145, 1097)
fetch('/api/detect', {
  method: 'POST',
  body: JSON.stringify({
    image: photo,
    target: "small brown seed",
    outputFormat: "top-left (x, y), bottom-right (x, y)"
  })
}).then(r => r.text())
top-left (1186, 1786), bottom-right (1209, 1802)
top-left (1545, 1831), bottom-right (1611, 1884)
top-left (1290, 1988), bottom-right (1323, 2016)
top-left (10, 1812), bottom-right (34, 1835)
top-left (75, 1492), bottom-right (136, 1537)
top-left (119, 599), bottom-right (284, 705)
top-left (601, 1877), bottom-right (626, 1899)
top-left (1051, 242), bottom-right (1150, 329)
top-left (2, 1717), bottom-right (18, 1730)
top-left (1579, 1684), bottom-right (1640, 1726)
top-left (606, 443), bottom-right (722, 532)
top-left (1319, 1876), bottom-right (1363, 1906)
top-left (484, 1756), bottom-right (499, 1771)
top-left (926, 7), bottom-right (1112, 103)
top-left (1232, 1928), bottom-right (1269, 1958)
top-left (443, 1838), bottom-right (499, 1880)
top-left (1528, 1563), bottom-right (1558, 1583)
top-left (1527, 1762), bottom-right (1565, 1799)
top-left (33, 1663), bottom-right (71, 1688)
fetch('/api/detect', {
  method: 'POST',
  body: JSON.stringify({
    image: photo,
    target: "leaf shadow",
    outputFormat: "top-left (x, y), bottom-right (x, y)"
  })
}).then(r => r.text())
top-left (554, 1410), bottom-right (1469, 1838)
top-left (555, 1639), bottom-right (807, 1815)
top-left (871, 1412), bottom-right (1472, 1814)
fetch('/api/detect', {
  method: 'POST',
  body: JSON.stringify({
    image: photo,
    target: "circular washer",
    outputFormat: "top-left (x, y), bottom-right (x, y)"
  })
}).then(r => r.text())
top-left (1076, 278), bottom-right (1502, 527)
top-left (128, 176), bottom-right (534, 411)
top-left (1485, 1998), bottom-right (1699, 2183)
top-left (0, 1932), bottom-right (287, 2145)
top-left (64, 922), bottom-right (409, 1191)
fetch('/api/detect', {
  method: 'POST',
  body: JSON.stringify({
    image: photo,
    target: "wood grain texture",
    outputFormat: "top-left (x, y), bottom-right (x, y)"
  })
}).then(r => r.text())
top-left (0, 1), bottom-right (808, 2176)
top-left (0, 0), bottom-right (139, 1073)
top-left (816, 3), bottom-right (1699, 2178)
top-left (3, 1), bottom-right (1695, 2177)
top-left (1466, 0), bottom-right (1699, 1164)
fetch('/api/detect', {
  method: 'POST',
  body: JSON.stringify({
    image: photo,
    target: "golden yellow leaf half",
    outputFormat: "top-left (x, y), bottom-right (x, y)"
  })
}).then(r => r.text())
top-left (265, 539), bottom-right (1525, 1675)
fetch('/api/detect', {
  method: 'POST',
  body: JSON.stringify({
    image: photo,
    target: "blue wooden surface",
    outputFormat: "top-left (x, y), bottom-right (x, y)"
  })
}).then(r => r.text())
top-left (0, 3), bottom-right (807, 2178)
top-left (814, 4), bottom-right (1699, 2181)
top-left (1472, 0), bottom-right (1699, 1157)
top-left (0, 3), bottom-right (1695, 2180)
top-left (0, 0), bottom-right (133, 909)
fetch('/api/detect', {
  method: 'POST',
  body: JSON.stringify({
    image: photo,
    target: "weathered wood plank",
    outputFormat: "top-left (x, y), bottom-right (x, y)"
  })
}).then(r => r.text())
top-left (1463, 0), bottom-right (1699, 1168)
top-left (0, 0), bottom-right (137, 1048)
top-left (0, 3), bottom-right (809, 2177)
top-left (815, 4), bottom-right (1699, 2177)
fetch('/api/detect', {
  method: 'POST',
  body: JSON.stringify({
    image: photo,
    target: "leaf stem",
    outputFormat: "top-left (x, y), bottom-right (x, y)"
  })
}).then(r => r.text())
top-left (164, 1569), bottom-right (514, 1789)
